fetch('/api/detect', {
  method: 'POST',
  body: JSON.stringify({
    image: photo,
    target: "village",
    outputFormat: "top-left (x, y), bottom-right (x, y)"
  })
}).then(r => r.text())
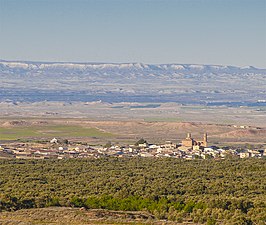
top-left (0, 133), bottom-right (265, 160)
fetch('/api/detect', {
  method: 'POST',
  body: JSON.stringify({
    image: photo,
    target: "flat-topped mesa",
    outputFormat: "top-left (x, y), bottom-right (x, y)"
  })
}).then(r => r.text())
top-left (182, 133), bottom-right (208, 149)
top-left (1, 60), bottom-right (265, 73)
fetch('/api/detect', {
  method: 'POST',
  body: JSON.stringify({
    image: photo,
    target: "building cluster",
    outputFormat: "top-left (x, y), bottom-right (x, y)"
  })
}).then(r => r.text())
top-left (0, 133), bottom-right (265, 160)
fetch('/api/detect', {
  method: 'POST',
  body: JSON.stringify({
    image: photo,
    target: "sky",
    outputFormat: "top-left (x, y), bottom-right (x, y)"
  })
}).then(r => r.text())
top-left (0, 0), bottom-right (265, 68)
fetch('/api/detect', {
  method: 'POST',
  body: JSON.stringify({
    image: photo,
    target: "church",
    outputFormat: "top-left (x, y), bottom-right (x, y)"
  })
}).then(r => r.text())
top-left (181, 133), bottom-right (208, 149)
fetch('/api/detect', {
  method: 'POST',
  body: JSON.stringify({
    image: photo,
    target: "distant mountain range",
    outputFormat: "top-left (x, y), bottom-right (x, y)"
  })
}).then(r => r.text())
top-left (0, 60), bottom-right (265, 105)
top-left (1, 60), bottom-right (265, 74)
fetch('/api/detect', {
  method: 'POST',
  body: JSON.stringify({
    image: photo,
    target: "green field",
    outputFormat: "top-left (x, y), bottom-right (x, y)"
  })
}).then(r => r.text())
top-left (0, 125), bottom-right (113, 140)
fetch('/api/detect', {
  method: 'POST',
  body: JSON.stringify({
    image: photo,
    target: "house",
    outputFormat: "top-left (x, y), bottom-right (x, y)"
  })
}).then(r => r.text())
top-left (240, 152), bottom-right (251, 158)
top-left (163, 141), bottom-right (177, 149)
top-left (139, 143), bottom-right (149, 148)
top-left (50, 138), bottom-right (58, 144)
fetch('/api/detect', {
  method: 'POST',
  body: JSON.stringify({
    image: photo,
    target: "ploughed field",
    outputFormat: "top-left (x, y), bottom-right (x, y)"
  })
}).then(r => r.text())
top-left (0, 158), bottom-right (265, 224)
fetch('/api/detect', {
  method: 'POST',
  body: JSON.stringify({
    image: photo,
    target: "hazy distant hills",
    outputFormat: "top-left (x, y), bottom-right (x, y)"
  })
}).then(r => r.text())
top-left (1, 60), bottom-right (265, 75)
top-left (0, 60), bottom-right (265, 105)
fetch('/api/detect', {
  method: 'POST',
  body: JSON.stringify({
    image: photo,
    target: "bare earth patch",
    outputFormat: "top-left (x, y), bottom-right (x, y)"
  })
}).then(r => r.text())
top-left (0, 118), bottom-right (265, 145)
top-left (0, 207), bottom-right (188, 225)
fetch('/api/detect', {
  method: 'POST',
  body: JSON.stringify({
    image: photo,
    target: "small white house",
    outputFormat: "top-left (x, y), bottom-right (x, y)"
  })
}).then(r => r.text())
top-left (50, 138), bottom-right (58, 144)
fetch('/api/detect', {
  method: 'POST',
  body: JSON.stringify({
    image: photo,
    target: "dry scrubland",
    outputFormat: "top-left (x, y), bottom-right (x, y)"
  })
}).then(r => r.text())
top-left (0, 103), bottom-right (265, 224)
top-left (0, 158), bottom-right (265, 224)
top-left (0, 118), bottom-right (265, 146)
top-left (1, 102), bottom-right (266, 127)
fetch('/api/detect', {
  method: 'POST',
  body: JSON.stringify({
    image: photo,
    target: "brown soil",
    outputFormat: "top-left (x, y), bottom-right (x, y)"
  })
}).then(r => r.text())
top-left (2, 120), bottom-right (31, 127)
top-left (1, 118), bottom-right (265, 145)
top-left (0, 207), bottom-right (188, 225)
top-left (76, 120), bottom-right (266, 144)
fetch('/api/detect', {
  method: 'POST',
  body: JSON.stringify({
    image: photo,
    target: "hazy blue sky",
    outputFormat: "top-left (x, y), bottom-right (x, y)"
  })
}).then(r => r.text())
top-left (0, 0), bottom-right (265, 67)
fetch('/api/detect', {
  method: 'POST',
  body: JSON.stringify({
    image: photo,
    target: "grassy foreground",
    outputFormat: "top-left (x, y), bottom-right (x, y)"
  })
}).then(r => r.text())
top-left (0, 158), bottom-right (265, 224)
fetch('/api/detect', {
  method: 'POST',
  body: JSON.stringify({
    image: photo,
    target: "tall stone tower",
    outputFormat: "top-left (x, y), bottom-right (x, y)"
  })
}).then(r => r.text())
top-left (203, 133), bottom-right (208, 147)
top-left (181, 133), bottom-right (194, 147)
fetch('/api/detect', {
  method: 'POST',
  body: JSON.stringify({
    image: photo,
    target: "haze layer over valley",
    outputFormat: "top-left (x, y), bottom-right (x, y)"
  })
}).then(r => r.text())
top-left (1, 60), bottom-right (266, 105)
top-left (0, 60), bottom-right (265, 128)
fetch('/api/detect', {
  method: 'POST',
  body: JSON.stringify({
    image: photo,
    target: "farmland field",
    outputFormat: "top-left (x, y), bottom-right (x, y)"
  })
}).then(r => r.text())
top-left (0, 125), bottom-right (113, 140)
